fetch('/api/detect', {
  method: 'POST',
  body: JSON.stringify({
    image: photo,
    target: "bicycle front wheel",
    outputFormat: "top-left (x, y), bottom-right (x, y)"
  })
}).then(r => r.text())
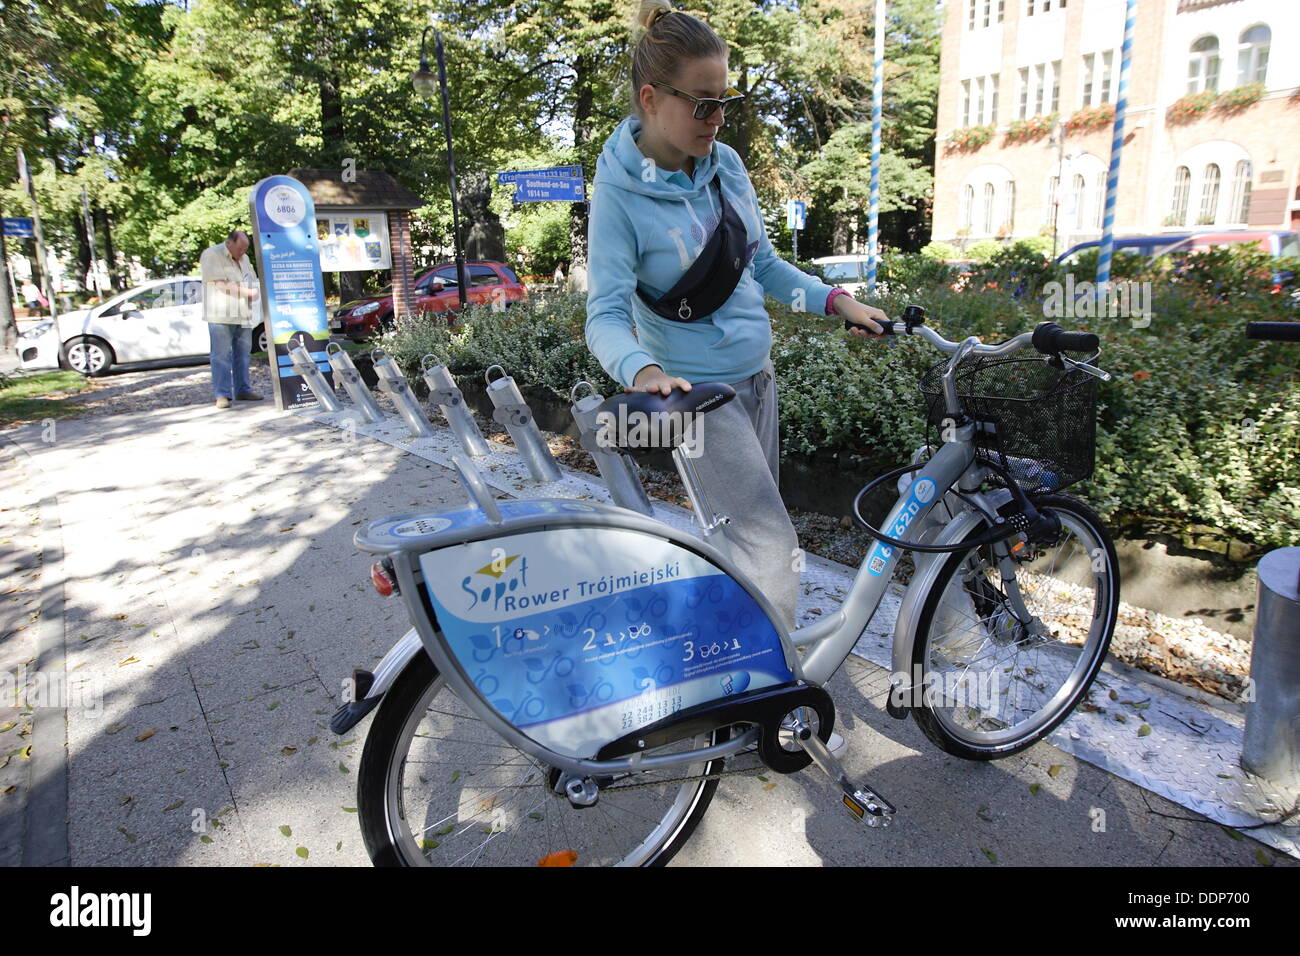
top-left (910, 493), bottom-right (1119, 760)
top-left (356, 651), bottom-right (727, 866)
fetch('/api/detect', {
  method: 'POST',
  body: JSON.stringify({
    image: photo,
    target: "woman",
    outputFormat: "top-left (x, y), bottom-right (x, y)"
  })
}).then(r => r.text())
top-left (585, 0), bottom-right (888, 633)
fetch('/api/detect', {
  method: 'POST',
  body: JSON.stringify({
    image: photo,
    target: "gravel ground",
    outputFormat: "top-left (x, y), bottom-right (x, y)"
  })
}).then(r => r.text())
top-left (4, 361), bottom-right (1252, 702)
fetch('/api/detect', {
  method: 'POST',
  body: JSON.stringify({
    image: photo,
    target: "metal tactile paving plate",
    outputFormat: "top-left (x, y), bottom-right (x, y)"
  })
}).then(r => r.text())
top-left (301, 404), bottom-right (1300, 859)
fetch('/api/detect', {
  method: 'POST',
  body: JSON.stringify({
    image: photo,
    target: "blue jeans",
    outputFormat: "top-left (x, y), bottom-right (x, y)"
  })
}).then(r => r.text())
top-left (208, 322), bottom-right (252, 399)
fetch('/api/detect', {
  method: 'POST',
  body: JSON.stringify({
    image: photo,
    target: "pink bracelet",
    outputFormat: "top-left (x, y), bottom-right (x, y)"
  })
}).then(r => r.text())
top-left (826, 287), bottom-right (851, 316)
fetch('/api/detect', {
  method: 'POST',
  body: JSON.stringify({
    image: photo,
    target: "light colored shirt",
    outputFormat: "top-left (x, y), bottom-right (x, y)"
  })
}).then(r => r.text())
top-left (199, 242), bottom-right (258, 326)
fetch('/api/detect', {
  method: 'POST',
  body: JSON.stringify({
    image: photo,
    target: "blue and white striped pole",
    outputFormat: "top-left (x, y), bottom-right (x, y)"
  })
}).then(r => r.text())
top-left (1095, 0), bottom-right (1137, 302)
top-left (866, 0), bottom-right (884, 294)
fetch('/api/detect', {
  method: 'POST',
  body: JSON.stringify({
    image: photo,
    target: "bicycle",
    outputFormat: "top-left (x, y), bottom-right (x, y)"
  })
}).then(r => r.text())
top-left (328, 306), bottom-right (1118, 866)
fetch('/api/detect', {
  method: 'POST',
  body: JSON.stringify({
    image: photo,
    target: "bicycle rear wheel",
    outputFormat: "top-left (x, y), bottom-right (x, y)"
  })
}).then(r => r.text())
top-left (356, 651), bottom-right (727, 866)
top-left (909, 493), bottom-right (1118, 760)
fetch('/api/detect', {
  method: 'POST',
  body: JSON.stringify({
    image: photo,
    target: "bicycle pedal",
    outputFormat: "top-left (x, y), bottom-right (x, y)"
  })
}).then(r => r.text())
top-left (841, 786), bottom-right (895, 828)
top-left (795, 726), bottom-right (896, 828)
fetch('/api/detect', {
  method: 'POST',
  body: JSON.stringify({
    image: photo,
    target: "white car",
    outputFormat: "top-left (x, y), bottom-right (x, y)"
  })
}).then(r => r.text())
top-left (13, 276), bottom-right (267, 376)
top-left (811, 255), bottom-right (880, 298)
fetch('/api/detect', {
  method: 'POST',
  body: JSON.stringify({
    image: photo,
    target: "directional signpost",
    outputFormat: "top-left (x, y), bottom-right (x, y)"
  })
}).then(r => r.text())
top-left (498, 166), bottom-right (585, 204)
top-left (2, 218), bottom-right (34, 238)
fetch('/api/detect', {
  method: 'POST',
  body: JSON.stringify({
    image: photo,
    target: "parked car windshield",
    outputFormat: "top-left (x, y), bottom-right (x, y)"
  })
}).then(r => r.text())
top-left (819, 262), bottom-right (864, 280)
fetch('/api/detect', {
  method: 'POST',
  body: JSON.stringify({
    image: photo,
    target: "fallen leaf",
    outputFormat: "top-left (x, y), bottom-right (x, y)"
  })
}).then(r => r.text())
top-left (1255, 848), bottom-right (1273, 866)
top-left (1137, 724), bottom-right (1152, 737)
top-left (341, 807), bottom-right (357, 813)
top-left (338, 762), bottom-right (348, 773)
top-left (280, 746), bottom-right (297, 756)
top-left (980, 847), bottom-right (997, 863)
top-left (279, 525), bottom-right (296, 533)
top-left (1107, 689), bottom-right (1118, 701)
top-left (420, 839), bottom-right (440, 850)
top-left (199, 835), bottom-right (213, 844)
top-left (117, 656), bottom-right (140, 667)
top-left (112, 613), bottom-right (128, 620)
top-left (306, 736), bottom-right (318, 746)
top-left (537, 850), bottom-right (578, 867)
top-left (135, 729), bottom-right (156, 742)
top-left (118, 828), bottom-right (137, 843)
top-left (1047, 765), bottom-right (1063, 777)
top-left (296, 846), bottom-right (308, 859)
top-left (762, 782), bottom-right (777, 791)
top-left (1029, 783), bottom-right (1040, 795)
top-left (1221, 827), bottom-right (1244, 842)
top-left (0, 722), bottom-right (16, 734)
top-left (163, 801), bottom-right (183, 812)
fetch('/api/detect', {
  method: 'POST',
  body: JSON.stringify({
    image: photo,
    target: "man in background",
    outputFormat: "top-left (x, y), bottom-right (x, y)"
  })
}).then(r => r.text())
top-left (200, 229), bottom-right (261, 409)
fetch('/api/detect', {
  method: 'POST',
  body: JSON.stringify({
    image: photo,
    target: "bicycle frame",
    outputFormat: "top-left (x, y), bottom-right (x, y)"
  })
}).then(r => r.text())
top-left (351, 427), bottom-right (992, 781)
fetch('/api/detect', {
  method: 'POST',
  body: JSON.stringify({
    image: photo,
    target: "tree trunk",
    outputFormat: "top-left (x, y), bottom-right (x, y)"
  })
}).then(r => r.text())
top-left (72, 212), bottom-right (92, 289)
top-left (732, 67), bottom-right (751, 168)
top-left (319, 70), bottom-right (345, 164)
top-left (96, 208), bottom-right (121, 291)
top-left (832, 187), bottom-right (850, 255)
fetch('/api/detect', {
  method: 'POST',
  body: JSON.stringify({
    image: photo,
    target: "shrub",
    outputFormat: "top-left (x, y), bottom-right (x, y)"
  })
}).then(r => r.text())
top-left (966, 239), bottom-right (1004, 262)
top-left (921, 241), bottom-right (961, 260)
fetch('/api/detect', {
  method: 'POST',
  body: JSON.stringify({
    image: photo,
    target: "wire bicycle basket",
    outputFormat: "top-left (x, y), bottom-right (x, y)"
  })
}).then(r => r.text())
top-left (918, 355), bottom-right (1098, 494)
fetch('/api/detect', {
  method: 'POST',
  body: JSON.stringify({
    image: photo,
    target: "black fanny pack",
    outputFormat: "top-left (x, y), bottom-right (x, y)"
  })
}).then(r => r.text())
top-left (635, 178), bottom-right (748, 323)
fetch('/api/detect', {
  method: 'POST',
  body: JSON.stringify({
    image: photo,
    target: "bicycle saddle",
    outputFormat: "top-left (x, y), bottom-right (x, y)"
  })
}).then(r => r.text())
top-left (595, 382), bottom-right (736, 455)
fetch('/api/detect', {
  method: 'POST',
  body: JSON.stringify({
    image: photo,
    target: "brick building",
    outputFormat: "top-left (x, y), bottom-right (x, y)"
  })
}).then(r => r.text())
top-left (932, 0), bottom-right (1300, 253)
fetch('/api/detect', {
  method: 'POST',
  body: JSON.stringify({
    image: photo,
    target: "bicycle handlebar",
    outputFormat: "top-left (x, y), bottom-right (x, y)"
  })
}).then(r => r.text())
top-left (1246, 321), bottom-right (1300, 343)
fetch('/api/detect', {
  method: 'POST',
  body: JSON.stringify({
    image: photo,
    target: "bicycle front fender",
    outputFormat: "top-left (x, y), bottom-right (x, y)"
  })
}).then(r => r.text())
top-left (888, 491), bottom-right (1011, 708)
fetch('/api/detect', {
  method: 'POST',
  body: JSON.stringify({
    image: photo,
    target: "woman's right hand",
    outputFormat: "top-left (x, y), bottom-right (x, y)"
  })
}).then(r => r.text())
top-left (629, 364), bottom-right (692, 396)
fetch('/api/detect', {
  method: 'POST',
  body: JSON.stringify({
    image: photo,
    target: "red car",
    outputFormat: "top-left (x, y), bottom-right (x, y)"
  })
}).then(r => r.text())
top-left (330, 261), bottom-right (528, 340)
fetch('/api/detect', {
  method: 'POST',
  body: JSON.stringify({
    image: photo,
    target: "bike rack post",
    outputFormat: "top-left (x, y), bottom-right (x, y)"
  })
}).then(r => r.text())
top-left (1241, 546), bottom-right (1300, 788)
top-left (370, 348), bottom-right (435, 437)
top-left (421, 354), bottom-right (489, 458)
top-left (288, 343), bottom-right (343, 413)
top-left (569, 381), bottom-right (654, 516)
top-left (484, 365), bottom-right (561, 483)
top-left (325, 342), bottom-right (384, 423)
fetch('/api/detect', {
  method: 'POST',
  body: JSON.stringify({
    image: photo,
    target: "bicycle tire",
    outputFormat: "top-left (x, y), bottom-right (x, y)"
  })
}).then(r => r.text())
top-left (909, 493), bottom-right (1118, 760)
top-left (356, 650), bottom-right (728, 867)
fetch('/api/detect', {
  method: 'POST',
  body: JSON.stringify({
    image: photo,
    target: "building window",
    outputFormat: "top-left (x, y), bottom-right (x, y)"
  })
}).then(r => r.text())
top-left (1081, 53), bottom-right (1094, 107)
top-left (1019, 68), bottom-right (1030, 119)
top-left (1188, 35), bottom-right (1221, 95)
top-left (1237, 25), bottom-right (1270, 87)
top-left (1026, 0), bottom-right (1034, 14)
top-left (1050, 61), bottom-right (1061, 113)
top-left (1093, 175), bottom-right (1106, 229)
top-left (989, 75), bottom-right (999, 125)
top-left (975, 79), bottom-right (985, 126)
top-left (1168, 166), bottom-right (1191, 226)
top-left (1072, 174), bottom-right (1086, 230)
top-left (998, 0), bottom-right (1005, 21)
top-left (1100, 50), bottom-right (1114, 104)
top-left (1003, 180), bottom-right (1016, 234)
top-left (1197, 164), bottom-right (1221, 225)
top-left (1230, 160), bottom-right (1252, 224)
top-left (982, 183), bottom-right (996, 234)
top-left (1046, 175), bottom-right (1060, 227)
top-left (961, 80), bottom-right (971, 127)
top-left (1034, 63), bottom-right (1046, 115)
top-left (962, 185), bottom-right (975, 230)
top-left (982, 0), bottom-right (992, 28)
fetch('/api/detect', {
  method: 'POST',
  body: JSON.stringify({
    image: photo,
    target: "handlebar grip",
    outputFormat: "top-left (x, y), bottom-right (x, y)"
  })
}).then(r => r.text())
top-left (844, 317), bottom-right (894, 334)
top-left (1032, 321), bottom-right (1099, 354)
top-left (1246, 321), bottom-right (1300, 343)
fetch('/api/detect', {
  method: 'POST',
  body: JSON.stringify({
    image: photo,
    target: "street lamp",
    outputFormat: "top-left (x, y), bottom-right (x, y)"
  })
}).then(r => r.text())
top-left (413, 24), bottom-right (468, 309)
top-left (1048, 119), bottom-right (1066, 260)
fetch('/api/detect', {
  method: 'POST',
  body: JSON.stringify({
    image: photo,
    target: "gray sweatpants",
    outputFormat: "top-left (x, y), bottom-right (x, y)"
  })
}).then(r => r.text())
top-left (686, 360), bottom-right (800, 632)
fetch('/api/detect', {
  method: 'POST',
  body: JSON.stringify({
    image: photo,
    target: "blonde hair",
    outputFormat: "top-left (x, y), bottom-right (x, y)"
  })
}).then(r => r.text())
top-left (630, 1), bottom-right (728, 118)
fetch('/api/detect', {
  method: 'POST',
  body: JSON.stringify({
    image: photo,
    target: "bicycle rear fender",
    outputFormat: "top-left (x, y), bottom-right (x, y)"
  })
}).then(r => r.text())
top-left (354, 498), bottom-right (799, 771)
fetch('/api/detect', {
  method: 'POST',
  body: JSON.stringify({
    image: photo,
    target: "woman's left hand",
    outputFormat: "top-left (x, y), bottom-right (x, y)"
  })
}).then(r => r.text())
top-left (834, 296), bottom-right (889, 338)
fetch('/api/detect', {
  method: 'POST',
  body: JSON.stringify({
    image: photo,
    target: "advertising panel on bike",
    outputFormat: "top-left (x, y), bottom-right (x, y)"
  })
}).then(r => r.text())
top-left (414, 522), bottom-right (795, 757)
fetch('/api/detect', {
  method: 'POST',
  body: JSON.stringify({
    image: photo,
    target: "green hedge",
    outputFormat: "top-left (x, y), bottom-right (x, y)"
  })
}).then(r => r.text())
top-left (377, 246), bottom-right (1300, 552)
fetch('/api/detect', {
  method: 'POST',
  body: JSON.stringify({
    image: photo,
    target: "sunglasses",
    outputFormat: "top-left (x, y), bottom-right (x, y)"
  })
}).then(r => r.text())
top-left (651, 83), bottom-right (745, 121)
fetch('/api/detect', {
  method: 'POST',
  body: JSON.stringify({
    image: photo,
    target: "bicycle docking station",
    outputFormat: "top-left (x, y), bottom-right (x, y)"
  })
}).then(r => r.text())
top-left (484, 365), bottom-right (562, 483)
top-left (325, 342), bottom-right (384, 424)
top-left (371, 348), bottom-right (436, 438)
top-left (569, 381), bottom-right (654, 516)
top-left (420, 354), bottom-right (490, 458)
top-left (288, 343), bottom-right (343, 414)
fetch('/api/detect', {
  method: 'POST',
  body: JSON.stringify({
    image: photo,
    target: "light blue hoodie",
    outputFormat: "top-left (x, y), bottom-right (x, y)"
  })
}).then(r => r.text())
top-left (585, 115), bottom-right (839, 388)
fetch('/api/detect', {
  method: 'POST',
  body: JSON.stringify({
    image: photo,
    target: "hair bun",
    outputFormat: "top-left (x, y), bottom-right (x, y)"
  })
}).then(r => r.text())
top-left (638, 0), bottom-right (674, 31)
